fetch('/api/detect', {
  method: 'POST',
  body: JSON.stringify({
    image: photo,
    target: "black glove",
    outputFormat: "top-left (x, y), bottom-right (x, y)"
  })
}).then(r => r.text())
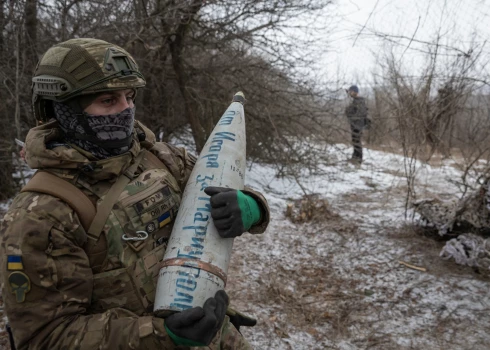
top-left (165, 290), bottom-right (229, 346)
top-left (204, 186), bottom-right (261, 238)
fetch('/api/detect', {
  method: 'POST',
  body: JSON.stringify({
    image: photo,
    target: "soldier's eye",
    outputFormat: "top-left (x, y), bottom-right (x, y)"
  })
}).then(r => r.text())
top-left (101, 98), bottom-right (115, 105)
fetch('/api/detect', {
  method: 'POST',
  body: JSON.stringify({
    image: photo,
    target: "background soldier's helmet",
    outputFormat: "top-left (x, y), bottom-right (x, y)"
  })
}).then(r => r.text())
top-left (32, 38), bottom-right (146, 122)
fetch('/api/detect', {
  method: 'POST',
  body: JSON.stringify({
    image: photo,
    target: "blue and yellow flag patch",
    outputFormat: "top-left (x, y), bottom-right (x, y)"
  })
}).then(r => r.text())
top-left (7, 256), bottom-right (24, 271)
top-left (158, 211), bottom-right (172, 228)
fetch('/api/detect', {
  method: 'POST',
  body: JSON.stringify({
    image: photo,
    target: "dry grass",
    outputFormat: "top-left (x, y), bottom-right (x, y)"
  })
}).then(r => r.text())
top-left (232, 184), bottom-right (490, 349)
top-left (2, 158), bottom-right (490, 349)
top-left (390, 223), bottom-right (490, 280)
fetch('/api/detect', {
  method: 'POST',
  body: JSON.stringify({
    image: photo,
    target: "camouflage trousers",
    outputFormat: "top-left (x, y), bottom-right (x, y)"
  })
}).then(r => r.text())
top-left (350, 125), bottom-right (363, 161)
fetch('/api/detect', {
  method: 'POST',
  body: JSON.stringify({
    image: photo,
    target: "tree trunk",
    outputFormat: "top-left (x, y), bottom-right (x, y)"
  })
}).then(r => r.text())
top-left (0, 0), bottom-right (4, 54)
top-left (14, 25), bottom-right (22, 141)
top-left (0, 1), bottom-right (17, 200)
top-left (24, 0), bottom-right (37, 70)
top-left (168, 0), bottom-right (205, 152)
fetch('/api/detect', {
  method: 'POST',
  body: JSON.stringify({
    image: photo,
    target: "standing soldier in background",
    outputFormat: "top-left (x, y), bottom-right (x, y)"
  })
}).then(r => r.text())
top-left (0, 38), bottom-right (269, 349)
top-left (345, 85), bottom-right (370, 164)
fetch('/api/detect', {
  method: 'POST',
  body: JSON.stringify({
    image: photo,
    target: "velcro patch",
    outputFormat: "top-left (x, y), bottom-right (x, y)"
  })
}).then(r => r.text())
top-left (9, 271), bottom-right (31, 303)
top-left (139, 197), bottom-right (175, 224)
top-left (134, 187), bottom-right (171, 214)
top-left (40, 46), bottom-right (71, 67)
top-left (7, 255), bottom-right (23, 271)
top-left (158, 211), bottom-right (172, 228)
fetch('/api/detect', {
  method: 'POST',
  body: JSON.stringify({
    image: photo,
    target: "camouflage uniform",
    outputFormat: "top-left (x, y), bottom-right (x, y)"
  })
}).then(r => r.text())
top-left (0, 39), bottom-right (270, 350)
top-left (345, 96), bottom-right (369, 162)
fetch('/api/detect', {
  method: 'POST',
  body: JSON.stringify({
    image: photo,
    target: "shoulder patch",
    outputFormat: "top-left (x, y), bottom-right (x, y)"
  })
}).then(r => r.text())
top-left (8, 271), bottom-right (31, 303)
top-left (7, 255), bottom-right (24, 271)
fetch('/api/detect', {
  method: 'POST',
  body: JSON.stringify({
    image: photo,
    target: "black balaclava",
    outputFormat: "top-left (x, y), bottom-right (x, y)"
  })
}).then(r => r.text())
top-left (53, 101), bottom-right (135, 159)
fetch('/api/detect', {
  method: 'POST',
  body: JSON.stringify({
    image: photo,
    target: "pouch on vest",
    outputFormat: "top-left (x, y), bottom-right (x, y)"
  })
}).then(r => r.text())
top-left (89, 243), bottom-right (167, 314)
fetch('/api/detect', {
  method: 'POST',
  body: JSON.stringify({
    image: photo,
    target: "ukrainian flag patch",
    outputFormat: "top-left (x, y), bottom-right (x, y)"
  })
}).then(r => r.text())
top-left (7, 256), bottom-right (23, 271)
top-left (158, 211), bottom-right (172, 228)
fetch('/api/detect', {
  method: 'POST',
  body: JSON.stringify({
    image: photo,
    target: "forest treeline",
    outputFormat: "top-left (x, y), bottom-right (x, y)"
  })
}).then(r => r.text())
top-left (0, 0), bottom-right (333, 199)
top-left (2, 1), bottom-right (490, 203)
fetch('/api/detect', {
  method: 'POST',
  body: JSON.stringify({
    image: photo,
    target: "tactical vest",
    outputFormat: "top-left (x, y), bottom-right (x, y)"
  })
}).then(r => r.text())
top-left (23, 149), bottom-right (181, 316)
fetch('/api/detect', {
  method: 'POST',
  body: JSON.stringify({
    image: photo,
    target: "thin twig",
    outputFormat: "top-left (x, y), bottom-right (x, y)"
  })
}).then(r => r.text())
top-left (398, 260), bottom-right (427, 272)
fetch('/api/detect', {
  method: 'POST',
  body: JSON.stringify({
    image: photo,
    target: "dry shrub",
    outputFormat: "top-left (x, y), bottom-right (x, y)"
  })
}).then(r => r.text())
top-left (285, 194), bottom-right (338, 223)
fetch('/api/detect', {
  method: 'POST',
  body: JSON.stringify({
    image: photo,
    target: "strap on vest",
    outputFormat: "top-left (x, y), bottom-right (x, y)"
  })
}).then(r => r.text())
top-left (21, 150), bottom-right (148, 239)
top-left (21, 171), bottom-right (96, 232)
top-left (143, 150), bottom-right (168, 171)
top-left (87, 150), bottom-right (146, 240)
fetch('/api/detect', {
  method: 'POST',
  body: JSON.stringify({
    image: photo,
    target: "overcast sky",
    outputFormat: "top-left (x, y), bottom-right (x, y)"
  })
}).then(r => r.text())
top-left (323, 0), bottom-right (490, 90)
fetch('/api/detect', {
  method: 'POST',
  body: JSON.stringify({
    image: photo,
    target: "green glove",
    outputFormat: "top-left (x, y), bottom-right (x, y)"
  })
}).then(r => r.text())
top-left (204, 187), bottom-right (262, 238)
top-left (165, 290), bottom-right (229, 346)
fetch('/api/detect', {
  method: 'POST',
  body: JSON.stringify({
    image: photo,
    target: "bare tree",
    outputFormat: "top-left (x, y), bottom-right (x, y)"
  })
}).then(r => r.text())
top-left (369, 35), bottom-right (490, 211)
top-left (0, 0), bottom-right (336, 199)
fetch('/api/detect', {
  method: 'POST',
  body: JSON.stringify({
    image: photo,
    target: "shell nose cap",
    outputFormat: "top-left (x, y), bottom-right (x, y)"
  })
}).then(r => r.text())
top-left (232, 91), bottom-right (246, 105)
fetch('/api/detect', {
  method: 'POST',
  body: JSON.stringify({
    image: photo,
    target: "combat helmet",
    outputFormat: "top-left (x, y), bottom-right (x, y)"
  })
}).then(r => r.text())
top-left (32, 38), bottom-right (146, 122)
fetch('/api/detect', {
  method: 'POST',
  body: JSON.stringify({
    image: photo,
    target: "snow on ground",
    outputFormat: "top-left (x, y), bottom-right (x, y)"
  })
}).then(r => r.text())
top-left (227, 145), bottom-right (490, 350)
top-left (1, 145), bottom-right (489, 349)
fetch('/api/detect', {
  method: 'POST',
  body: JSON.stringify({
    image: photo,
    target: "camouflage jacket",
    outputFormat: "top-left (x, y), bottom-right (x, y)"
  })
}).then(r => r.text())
top-left (345, 96), bottom-right (368, 129)
top-left (0, 121), bottom-right (269, 349)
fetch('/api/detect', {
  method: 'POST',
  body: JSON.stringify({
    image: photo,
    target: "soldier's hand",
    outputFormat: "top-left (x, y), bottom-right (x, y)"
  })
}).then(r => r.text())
top-left (204, 186), bottom-right (262, 238)
top-left (165, 290), bottom-right (229, 346)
